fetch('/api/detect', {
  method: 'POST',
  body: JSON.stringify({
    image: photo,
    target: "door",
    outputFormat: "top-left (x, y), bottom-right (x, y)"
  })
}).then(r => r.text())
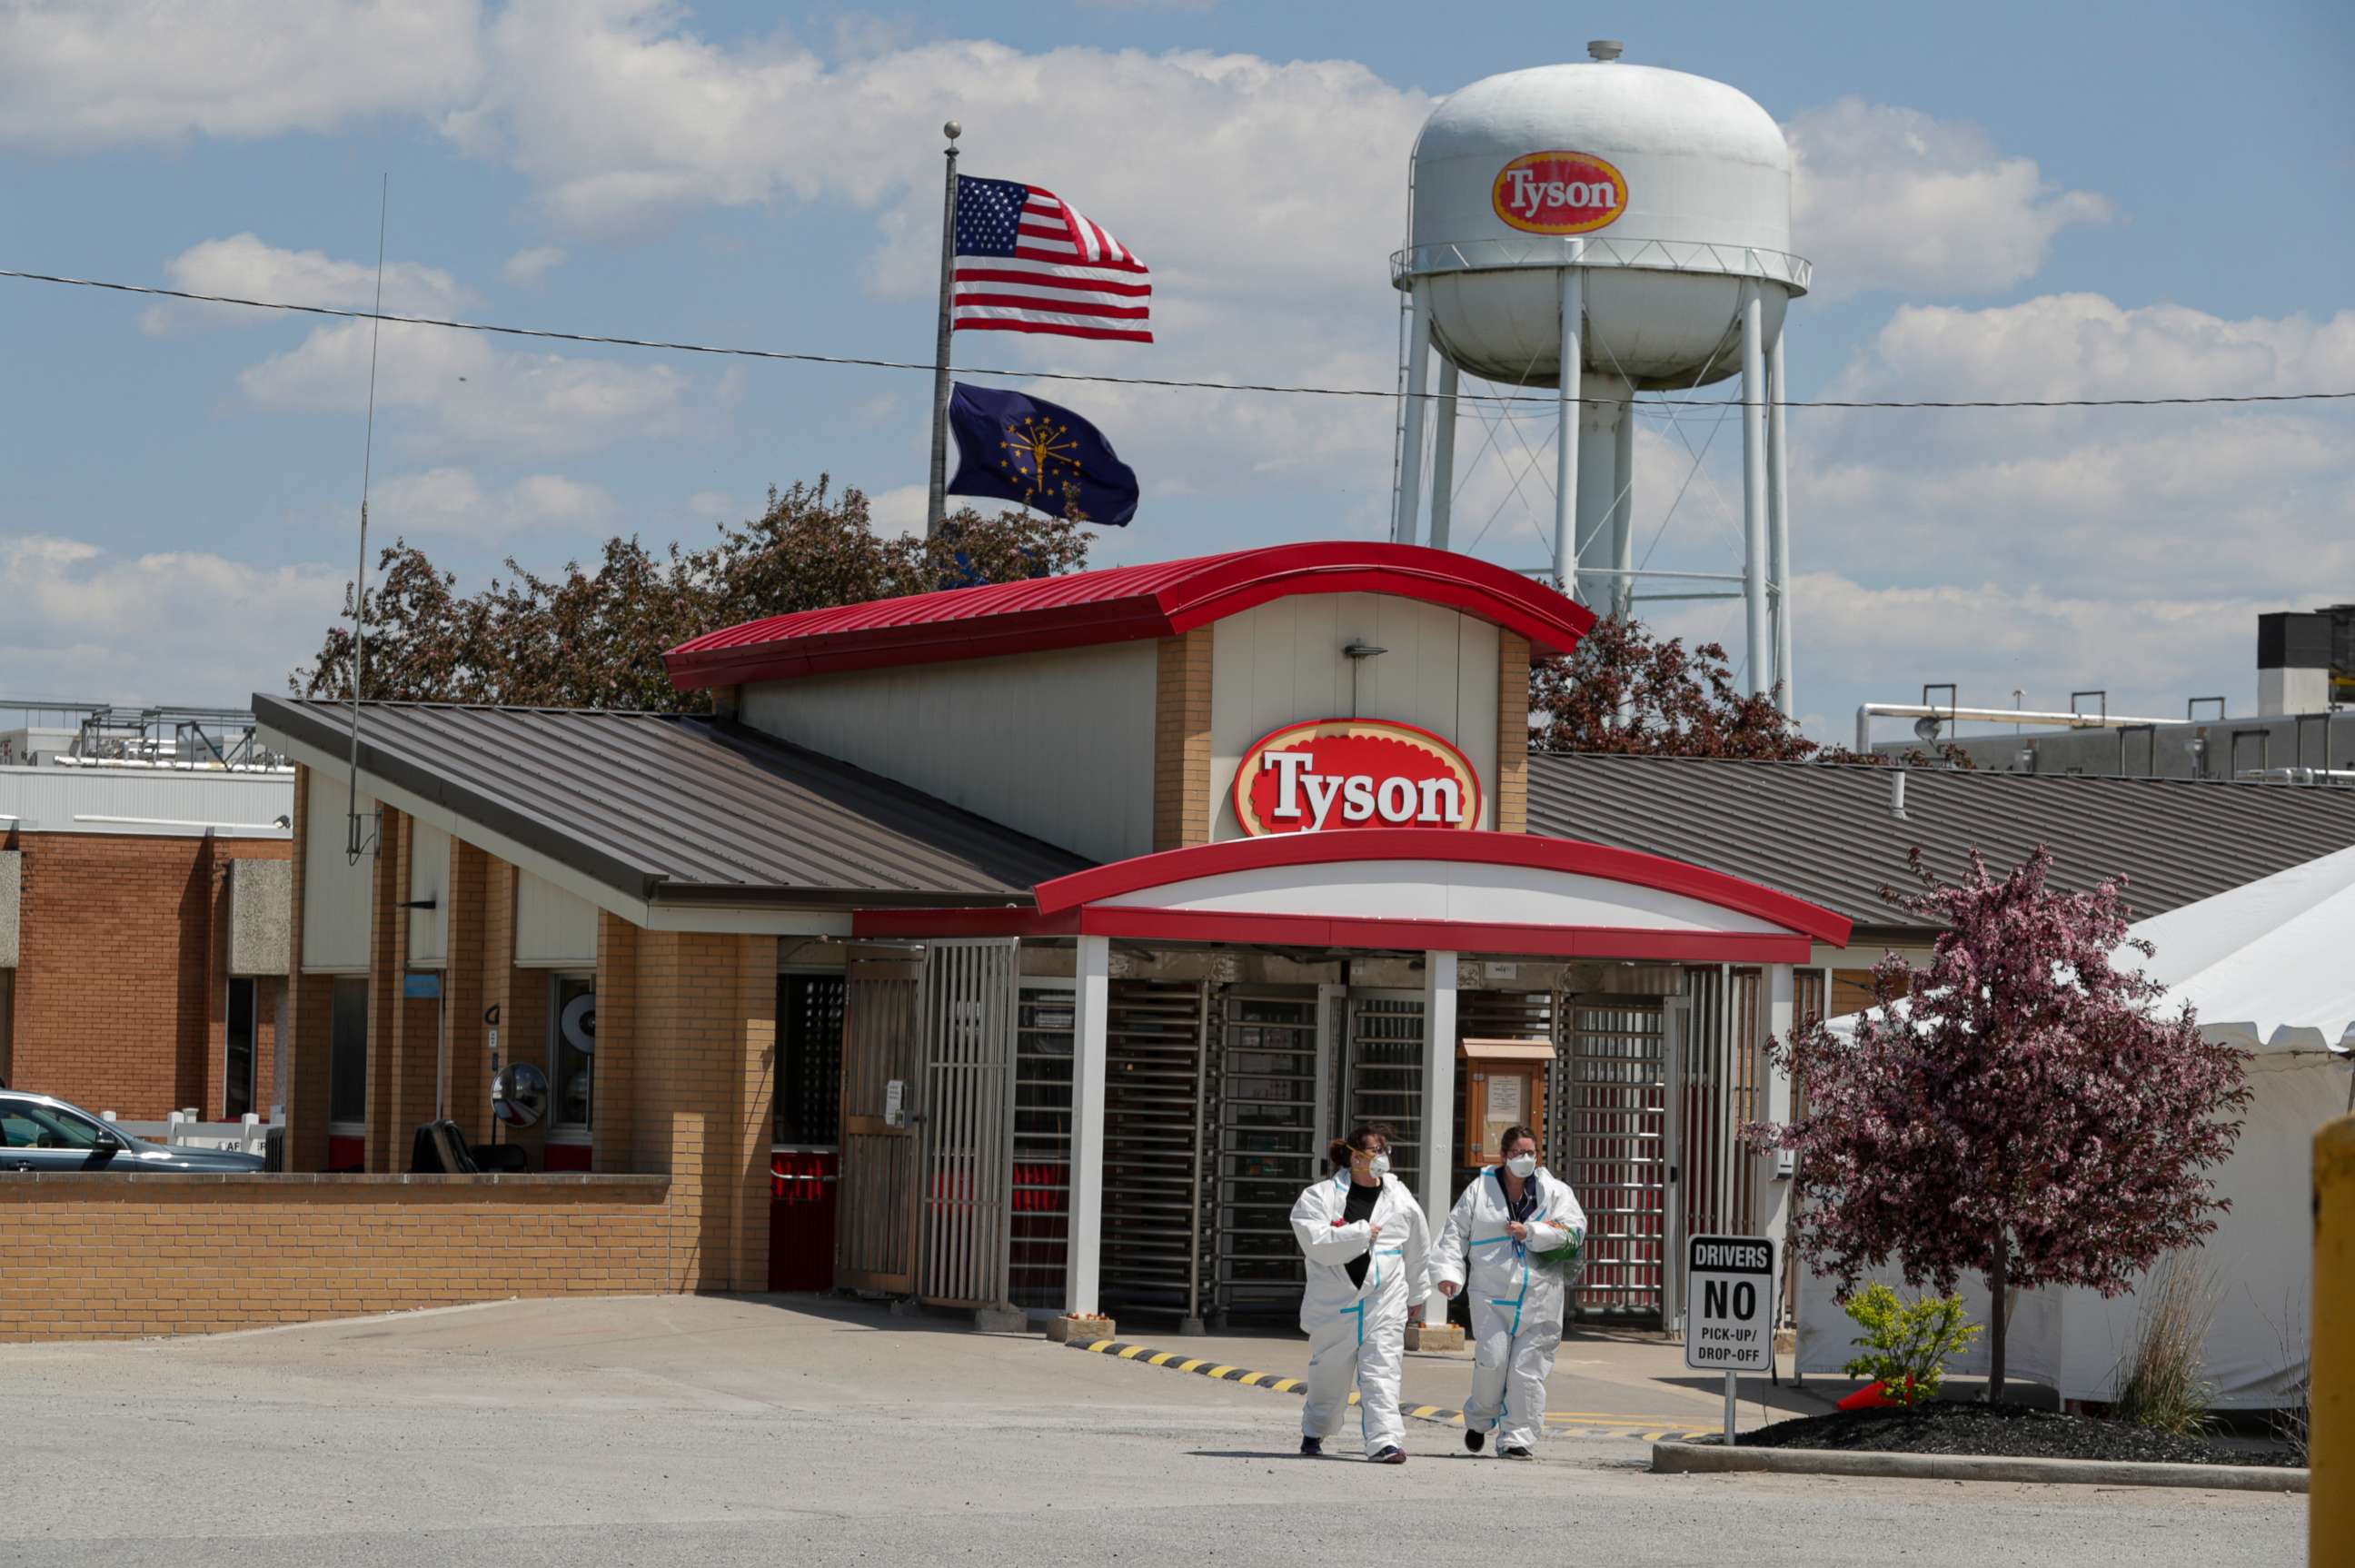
top-left (835, 959), bottom-right (923, 1294)
top-left (916, 940), bottom-right (1019, 1311)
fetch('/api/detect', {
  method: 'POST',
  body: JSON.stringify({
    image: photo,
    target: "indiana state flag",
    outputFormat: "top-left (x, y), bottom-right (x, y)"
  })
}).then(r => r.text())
top-left (946, 382), bottom-right (1140, 527)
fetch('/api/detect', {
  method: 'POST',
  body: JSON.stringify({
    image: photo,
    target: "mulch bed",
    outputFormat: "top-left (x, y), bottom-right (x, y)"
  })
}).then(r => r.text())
top-left (1737, 1401), bottom-right (2300, 1468)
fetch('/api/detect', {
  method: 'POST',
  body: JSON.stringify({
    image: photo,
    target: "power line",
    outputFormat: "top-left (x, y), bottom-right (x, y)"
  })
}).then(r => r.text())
top-left (6, 264), bottom-right (2354, 412)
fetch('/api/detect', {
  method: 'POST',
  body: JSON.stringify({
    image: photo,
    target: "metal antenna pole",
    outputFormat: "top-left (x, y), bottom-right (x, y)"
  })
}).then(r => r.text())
top-left (346, 174), bottom-right (388, 865)
top-left (925, 122), bottom-right (962, 540)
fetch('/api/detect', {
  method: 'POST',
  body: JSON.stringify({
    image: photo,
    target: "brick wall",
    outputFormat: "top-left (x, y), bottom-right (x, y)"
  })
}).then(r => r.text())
top-left (1495, 630), bottom-right (1531, 833)
top-left (0, 1173), bottom-right (674, 1342)
top-left (7, 830), bottom-right (291, 1118)
top-left (1152, 627), bottom-right (1214, 851)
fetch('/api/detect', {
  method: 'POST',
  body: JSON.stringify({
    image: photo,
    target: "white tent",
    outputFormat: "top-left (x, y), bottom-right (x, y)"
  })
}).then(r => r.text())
top-left (1795, 843), bottom-right (2355, 1407)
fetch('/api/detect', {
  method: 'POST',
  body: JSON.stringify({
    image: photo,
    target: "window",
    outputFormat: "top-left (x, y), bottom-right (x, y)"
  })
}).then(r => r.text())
top-left (224, 978), bottom-right (257, 1122)
top-left (776, 974), bottom-right (846, 1145)
top-left (0, 1097), bottom-right (107, 1150)
top-left (551, 974), bottom-right (595, 1131)
top-left (329, 978), bottom-right (369, 1126)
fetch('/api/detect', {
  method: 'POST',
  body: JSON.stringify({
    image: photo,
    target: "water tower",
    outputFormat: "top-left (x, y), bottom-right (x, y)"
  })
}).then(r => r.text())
top-left (1392, 43), bottom-right (1811, 707)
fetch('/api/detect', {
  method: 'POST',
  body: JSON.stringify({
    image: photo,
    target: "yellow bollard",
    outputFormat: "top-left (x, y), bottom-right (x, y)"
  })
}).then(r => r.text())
top-left (2317, 1115), bottom-right (2354, 1565)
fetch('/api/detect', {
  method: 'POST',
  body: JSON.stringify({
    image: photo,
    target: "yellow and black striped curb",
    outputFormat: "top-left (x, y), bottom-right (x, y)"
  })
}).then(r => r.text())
top-left (1067, 1338), bottom-right (1714, 1443)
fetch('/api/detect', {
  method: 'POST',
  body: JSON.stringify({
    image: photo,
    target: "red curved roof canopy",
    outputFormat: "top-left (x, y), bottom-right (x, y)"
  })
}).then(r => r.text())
top-left (665, 541), bottom-right (1595, 690)
top-left (1031, 829), bottom-right (1855, 947)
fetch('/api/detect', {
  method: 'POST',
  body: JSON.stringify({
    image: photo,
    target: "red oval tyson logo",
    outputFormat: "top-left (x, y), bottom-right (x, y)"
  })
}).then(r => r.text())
top-left (1232, 719), bottom-right (1482, 836)
top-left (1492, 151), bottom-right (1627, 235)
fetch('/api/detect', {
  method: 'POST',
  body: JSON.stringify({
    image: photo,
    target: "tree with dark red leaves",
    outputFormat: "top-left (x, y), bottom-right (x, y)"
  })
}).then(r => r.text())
top-left (1748, 847), bottom-right (2251, 1401)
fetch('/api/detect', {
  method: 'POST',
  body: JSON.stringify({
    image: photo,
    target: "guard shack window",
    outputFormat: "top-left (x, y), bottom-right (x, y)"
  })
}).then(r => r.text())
top-left (224, 978), bottom-right (258, 1122)
top-left (777, 974), bottom-right (844, 1145)
top-left (328, 977), bottom-right (369, 1126)
top-left (551, 973), bottom-right (596, 1132)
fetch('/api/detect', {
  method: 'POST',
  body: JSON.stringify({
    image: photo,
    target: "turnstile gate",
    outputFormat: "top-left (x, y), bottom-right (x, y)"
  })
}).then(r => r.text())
top-left (1009, 980), bottom-right (1075, 1313)
top-left (1098, 980), bottom-right (1210, 1323)
top-left (1209, 988), bottom-right (1331, 1321)
top-left (1343, 991), bottom-right (1426, 1192)
top-left (1557, 999), bottom-right (1669, 1317)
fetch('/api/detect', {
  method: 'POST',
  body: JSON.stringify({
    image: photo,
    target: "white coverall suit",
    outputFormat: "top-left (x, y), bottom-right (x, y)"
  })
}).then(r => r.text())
top-left (1289, 1170), bottom-right (1432, 1456)
top-left (1431, 1166), bottom-right (1588, 1453)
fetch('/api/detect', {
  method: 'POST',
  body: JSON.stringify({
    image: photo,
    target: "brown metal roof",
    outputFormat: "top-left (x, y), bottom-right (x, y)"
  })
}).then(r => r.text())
top-left (254, 696), bottom-right (1088, 909)
top-left (1527, 752), bottom-right (2355, 937)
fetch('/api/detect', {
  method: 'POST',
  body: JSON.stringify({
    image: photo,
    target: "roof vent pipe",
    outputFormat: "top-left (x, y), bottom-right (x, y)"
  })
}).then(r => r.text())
top-left (1587, 38), bottom-right (1624, 60)
top-left (1891, 767), bottom-right (1909, 820)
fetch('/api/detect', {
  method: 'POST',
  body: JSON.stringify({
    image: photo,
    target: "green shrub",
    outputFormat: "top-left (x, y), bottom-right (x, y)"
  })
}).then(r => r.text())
top-left (1841, 1285), bottom-right (1982, 1405)
top-left (2112, 1255), bottom-right (2215, 1435)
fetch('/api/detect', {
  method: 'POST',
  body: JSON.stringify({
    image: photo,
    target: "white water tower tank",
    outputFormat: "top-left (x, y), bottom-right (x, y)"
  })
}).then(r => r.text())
top-left (1390, 44), bottom-right (1811, 708)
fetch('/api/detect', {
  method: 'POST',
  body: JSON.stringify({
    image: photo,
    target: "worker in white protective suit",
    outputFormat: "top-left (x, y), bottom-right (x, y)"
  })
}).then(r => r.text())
top-left (1431, 1124), bottom-right (1588, 1460)
top-left (1289, 1123), bottom-right (1431, 1464)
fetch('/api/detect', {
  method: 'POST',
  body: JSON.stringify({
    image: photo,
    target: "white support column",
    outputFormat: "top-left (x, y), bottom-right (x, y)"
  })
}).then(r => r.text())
top-left (1554, 263), bottom-right (1585, 595)
top-left (1760, 963), bottom-right (1797, 1265)
top-left (1574, 372), bottom-right (1629, 613)
top-left (1427, 358), bottom-right (1460, 550)
top-left (1739, 280), bottom-right (1771, 698)
top-left (1065, 933), bottom-right (1110, 1316)
top-left (1393, 280), bottom-right (1434, 546)
top-left (1612, 392), bottom-right (1635, 620)
top-left (1419, 950), bottom-right (1458, 1255)
top-left (1766, 323), bottom-right (1794, 715)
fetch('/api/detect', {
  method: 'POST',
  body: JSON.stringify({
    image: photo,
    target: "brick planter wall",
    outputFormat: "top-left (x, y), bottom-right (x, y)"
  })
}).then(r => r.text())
top-left (0, 1172), bottom-right (675, 1343)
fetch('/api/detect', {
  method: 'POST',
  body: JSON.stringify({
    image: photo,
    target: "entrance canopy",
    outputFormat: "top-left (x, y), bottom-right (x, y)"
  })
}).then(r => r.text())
top-left (854, 829), bottom-right (1852, 960)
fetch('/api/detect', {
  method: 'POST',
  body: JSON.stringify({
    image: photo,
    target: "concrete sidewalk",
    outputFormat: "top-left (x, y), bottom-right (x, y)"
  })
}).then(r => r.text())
top-left (1071, 1315), bottom-right (1838, 1435)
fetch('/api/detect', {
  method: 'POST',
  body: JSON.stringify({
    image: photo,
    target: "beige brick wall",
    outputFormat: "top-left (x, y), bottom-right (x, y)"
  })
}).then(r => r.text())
top-left (0, 1174), bottom-right (674, 1342)
top-left (1495, 630), bottom-right (1530, 834)
top-left (1152, 627), bottom-right (1215, 852)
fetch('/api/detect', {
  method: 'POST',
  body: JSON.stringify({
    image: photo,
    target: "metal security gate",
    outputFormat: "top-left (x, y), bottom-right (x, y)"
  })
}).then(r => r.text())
top-left (917, 941), bottom-right (1019, 1311)
top-left (1560, 1000), bottom-right (1668, 1317)
top-left (1344, 991), bottom-right (1426, 1191)
top-left (836, 959), bottom-right (922, 1294)
top-left (1211, 987), bottom-right (1331, 1321)
top-left (1009, 980), bottom-right (1076, 1313)
top-left (1099, 980), bottom-right (1211, 1323)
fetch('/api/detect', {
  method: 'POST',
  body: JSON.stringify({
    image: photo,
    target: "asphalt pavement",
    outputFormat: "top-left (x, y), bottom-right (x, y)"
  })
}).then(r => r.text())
top-left (0, 1295), bottom-right (2301, 1567)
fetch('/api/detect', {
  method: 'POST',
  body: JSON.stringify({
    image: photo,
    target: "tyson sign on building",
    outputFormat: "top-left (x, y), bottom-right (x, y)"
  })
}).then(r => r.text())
top-left (1232, 719), bottom-right (1481, 836)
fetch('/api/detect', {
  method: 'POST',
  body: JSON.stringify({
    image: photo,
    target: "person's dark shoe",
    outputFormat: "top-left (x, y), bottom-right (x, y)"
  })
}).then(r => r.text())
top-left (1465, 1427), bottom-right (1486, 1454)
top-left (1299, 1436), bottom-right (1322, 1457)
top-left (1373, 1446), bottom-right (1406, 1464)
top-left (1497, 1444), bottom-right (1533, 1461)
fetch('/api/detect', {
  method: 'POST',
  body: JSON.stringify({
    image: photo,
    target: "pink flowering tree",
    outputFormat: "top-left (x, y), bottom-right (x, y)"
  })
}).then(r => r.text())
top-left (1748, 847), bottom-right (2251, 1400)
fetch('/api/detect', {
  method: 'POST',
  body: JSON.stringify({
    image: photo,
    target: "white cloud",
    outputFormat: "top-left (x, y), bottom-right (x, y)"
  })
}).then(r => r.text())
top-left (1788, 100), bottom-right (2112, 298)
top-left (370, 468), bottom-right (615, 537)
top-left (1791, 571), bottom-right (2287, 727)
top-left (501, 245), bottom-right (567, 286)
top-left (1805, 294), bottom-right (2355, 599)
top-left (0, 534), bottom-right (346, 706)
top-left (0, 0), bottom-right (482, 151)
top-left (235, 317), bottom-right (693, 461)
top-left (868, 484), bottom-right (929, 539)
top-left (142, 233), bottom-right (474, 333)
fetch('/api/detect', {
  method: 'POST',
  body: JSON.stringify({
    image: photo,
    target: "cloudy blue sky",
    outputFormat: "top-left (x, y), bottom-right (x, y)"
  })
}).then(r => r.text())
top-left (3, 0), bottom-right (2350, 741)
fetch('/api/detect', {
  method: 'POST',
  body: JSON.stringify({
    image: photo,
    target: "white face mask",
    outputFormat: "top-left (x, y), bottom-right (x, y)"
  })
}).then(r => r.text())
top-left (1358, 1153), bottom-right (1390, 1179)
top-left (1505, 1154), bottom-right (1537, 1179)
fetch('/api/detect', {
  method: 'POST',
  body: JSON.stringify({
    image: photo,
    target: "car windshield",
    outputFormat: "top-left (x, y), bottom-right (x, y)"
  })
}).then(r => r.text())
top-left (0, 1099), bottom-right (109, 1150)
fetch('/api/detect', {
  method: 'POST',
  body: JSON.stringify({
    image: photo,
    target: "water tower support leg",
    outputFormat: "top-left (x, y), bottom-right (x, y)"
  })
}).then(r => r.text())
top-left (1740, 281), bottom-right (1771, 698)
top-left (1428, 359), bottom-right (1460, 550)
top-left (1612, 392), bottom-right (1635, 620)
top-left (1394, 280), bottom-right (1434, 546)
top-left (1555, 265), bottom-right (1585, 596)
top-left (1767, 323), bottom-right (1794, 716)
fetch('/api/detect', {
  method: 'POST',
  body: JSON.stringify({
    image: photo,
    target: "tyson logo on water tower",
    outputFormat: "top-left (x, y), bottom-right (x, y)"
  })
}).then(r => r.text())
top-left (1232, 719), bottom-right (1482, 836)
top-left (1492, 150), bottom-right (1627, 235)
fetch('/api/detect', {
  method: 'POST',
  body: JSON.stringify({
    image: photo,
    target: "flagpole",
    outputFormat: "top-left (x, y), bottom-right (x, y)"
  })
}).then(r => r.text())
top-left (926, 120), bottom-right (961, 541)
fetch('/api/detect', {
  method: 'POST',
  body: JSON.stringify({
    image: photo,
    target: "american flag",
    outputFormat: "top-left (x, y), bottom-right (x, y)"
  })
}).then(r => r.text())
top-left (952, 174), bottom-right (1152, 343)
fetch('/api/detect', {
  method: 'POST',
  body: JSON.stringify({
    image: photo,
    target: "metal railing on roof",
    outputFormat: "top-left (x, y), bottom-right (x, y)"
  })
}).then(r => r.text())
top-left (0, 698), bottom-right (291, 772)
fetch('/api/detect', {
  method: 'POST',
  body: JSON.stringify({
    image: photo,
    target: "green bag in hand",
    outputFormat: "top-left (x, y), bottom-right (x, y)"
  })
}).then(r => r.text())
top-left (1534, 1226), bottom-right (1588, 1284)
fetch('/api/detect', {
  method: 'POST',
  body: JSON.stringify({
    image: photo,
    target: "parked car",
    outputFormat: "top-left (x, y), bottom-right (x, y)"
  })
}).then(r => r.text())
top-left (0, 1091), bottom-right (268, 1173)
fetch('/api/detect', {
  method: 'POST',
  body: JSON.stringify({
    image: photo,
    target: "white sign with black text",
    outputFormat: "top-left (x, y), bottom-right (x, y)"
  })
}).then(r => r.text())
top-left (1684, 1234), bottom-right (1776, 1374)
